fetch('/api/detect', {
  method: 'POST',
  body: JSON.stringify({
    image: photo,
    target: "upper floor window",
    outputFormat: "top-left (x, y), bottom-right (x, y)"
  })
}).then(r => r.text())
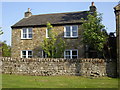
top-left (21, 28), bottom-right (32, 39)
top-left (46, 28), bottom-right (51, 38)
top-left (64, 49), bottom-right (78, 59)
top-left (21, 50), bottom-right (33, 58)
top-left (64, 25), bottom-right (78, 38)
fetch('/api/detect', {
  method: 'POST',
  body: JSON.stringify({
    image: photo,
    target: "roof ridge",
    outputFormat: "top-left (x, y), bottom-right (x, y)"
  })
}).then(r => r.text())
top-left (32, 10), bottom-right (88, 16)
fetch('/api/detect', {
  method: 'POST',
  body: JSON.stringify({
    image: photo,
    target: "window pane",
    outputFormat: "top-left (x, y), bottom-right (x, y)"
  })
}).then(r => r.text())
top-left (22, 51), bottom-right (26, 58)
top-left (72, 51), bottom-right (77, 55)
top-left (66, 32), bottom-right (70, 36)
top-left (72, 29), bottom-right (77, 32)
top-left (72, 56), bottom-right (77, 59)
top-left (22, 56), bottom-right (26, 58)
top-left (28, 28), bottom-right (32, 33)
top-left (23, 28), bottom-right (27, 34)
top-left (66, 28), bottom-right (70, 32)
top-left (72, 26), bottom-right (77, 30)
top-left (65, 26), bottom-right (71, 37)
top-left (43, 51), bottom-right (48, 58)
top-left (65, 51), bottom-right (70, 55)
top-left (22, 51), bottom-right (26, 55)
top-left (66, 26), bottom-right (70, 32)
top-left (72, 32), bottom-right (77, 36)
top-left (66, 56), bottom-right (71, 59)
top-left (72, 26), bottom-right (77, 36)
top-left (28, 51), bottom-right (32, 55)
top-left (28, 34), bottom-right (32, 38)
top-left (48, 29), bottom-right (51, 37)
top-left (28, 56), bottom-right (32, 58)
top-left (23, 34), bottom-right (27, 38)
top-left (28, 28), bottom-right (32, 38)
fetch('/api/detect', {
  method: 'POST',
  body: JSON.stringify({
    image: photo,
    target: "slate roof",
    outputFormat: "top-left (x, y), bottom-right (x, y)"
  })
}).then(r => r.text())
top-left (11, 11), bottom-right (89, 28)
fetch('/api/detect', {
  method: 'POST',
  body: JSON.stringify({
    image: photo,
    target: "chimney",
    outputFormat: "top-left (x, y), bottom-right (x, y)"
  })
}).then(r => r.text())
top-left (24, 8), bottom-right (32, 18)
top-left (89, 2), bottom-right (96, 12)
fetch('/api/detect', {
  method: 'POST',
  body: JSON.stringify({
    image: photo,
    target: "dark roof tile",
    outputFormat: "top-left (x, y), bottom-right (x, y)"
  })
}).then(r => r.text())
top-left (11, 11), bottom-right (88, 28)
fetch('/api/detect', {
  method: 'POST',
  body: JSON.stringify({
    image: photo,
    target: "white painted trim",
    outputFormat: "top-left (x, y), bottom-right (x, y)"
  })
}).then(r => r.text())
top-left (20, 51), bottom-right (22, 58)
top-left (70, 26), bottom-right (72, 38)
top-left (42, 50), bottom-right (48, 58)
top-left (71, 25), bottom-right (78, 37)
top-left (64, 25), bottom-right (78, 38)
top-left (46, 28), bottom-right (52, 38)
top-left (64, 26), bottom-right (66, 37)
top-left (21, 29), bottom-right (23, 39)
top-left (46, 28), bottom-right (49, 38)
top-left (26, 50), bottom-right (28, 58)
top-left (21, 50), bottom-right (33, 58)
top-left (21, 28), bottom-right (33, 39)
top-left (64, 49), bottom-right (78, 59)
top-left (71, 49), bottom-right (78, 59)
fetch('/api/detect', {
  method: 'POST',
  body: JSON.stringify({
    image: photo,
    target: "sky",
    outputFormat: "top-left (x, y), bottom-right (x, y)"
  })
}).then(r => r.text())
top-left (0, 1), bottom-right (119, 45)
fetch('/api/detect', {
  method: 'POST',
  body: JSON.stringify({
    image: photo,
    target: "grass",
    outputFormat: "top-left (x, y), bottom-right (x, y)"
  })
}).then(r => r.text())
top-left (2, 74), bottom-right (119, 88)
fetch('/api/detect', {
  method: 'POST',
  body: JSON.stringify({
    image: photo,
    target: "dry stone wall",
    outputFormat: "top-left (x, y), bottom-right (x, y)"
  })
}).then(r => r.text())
top-left (1, 57), bottom-right (117, 77)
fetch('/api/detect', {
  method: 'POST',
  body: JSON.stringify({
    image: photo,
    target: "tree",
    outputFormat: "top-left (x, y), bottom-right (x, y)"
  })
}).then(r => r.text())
top-left (41, 22), bottom-right (66, 58)
top-left (82, 12), bottom-right (107, 58)
top-left (1, 41), bottom-right (11, 57)
top-left (0, 27), bottom-right (3, 35)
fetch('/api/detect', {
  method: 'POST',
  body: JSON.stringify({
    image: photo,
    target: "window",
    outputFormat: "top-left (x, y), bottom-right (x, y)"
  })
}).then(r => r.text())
top-left (42, 50), bottom-right (48, 58)
top-left (21, 28), bottom-right (32, 39)
top-left (21, 50), bottom-right (33, 58)
top-left (42, 50), bottom-right (54, 58)
top-left (46, 28), bottom-right (52, 38)
top-left (64, 50), bottom-right (78, 59)
top-left (64, 25), bottom-right (78, 37)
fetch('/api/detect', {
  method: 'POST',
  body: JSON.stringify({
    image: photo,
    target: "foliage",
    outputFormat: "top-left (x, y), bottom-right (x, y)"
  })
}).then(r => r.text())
top-left (1, 41), bottom-right (11, 57)
top-left (82, 12), bottom-right (107, 52)
top-left (0, 27), bottom-right (3, 35)
top-left (41, 22), bottom-right (66, 58)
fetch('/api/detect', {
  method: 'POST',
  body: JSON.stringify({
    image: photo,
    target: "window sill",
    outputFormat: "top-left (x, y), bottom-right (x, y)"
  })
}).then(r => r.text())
top-left (21, 38), bottom-right (32, 40)
top-left (46, 37), bottom-right (50, 38)
top-left (64, 36), bottom-right (78, 39)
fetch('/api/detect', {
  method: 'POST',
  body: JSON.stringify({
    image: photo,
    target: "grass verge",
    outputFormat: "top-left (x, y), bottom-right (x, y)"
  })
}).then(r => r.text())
top-left (2, 74), bottom-right (119, 88)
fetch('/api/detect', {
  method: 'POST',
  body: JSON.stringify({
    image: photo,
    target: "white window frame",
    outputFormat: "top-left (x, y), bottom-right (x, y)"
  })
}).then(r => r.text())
top-left (46, 28), bottom-right (49, 38)
top-left (42, 50), bottom-right (48, 58)
top-left (64, 49), bottom-right (78, 59)
top-left (46, 28), bottom-right (52, 38)
top-left (21, 50), bottom-right (33, 58)
top-left (21, 28), bottom-right (33, 39)
top-left (64, 25), bottom-right (78, 38)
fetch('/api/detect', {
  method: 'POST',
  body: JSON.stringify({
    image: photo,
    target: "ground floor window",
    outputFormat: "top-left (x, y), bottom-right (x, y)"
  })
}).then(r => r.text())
top-left (42, 50), bottom-right (48, 58)
top-left (64, 49), bottom-right (78, 59)
top-left (21, 50), bottom-right (33, 58)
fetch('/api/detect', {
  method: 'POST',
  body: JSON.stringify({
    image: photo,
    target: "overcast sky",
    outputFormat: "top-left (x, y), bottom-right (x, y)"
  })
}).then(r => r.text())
top-left (0, 2), bottom-right (119, 45)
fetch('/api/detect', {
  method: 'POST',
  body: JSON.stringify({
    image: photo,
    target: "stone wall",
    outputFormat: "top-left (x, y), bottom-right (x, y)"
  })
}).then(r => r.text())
top-left (1, 57), bottom-right (117, 77)
top-left (11, 25), bottom-right (84, 58)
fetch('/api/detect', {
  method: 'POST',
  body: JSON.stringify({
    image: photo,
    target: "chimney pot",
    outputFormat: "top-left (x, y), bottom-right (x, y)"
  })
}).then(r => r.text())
top-left (24, 8), bottom-right (32, 18)
top-left (28, 8), bottom-right (31, 12)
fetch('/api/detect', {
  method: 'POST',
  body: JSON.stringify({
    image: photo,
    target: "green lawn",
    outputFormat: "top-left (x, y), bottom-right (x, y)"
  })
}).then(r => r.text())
top-left (2, 74), bottom-right (119, 88)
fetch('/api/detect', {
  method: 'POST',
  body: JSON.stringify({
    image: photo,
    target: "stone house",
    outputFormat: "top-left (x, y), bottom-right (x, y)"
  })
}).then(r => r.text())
top-left (11, 2), bottom-right (96, 59)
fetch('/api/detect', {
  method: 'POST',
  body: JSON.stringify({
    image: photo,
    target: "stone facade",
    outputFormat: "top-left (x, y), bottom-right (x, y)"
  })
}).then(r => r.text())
top-left (114, 4), bottom-right (120, 77)
top-left (11, 2), bottom-right (99, 58)
top-left (1, 57), bottom-right (117, 77)
top-left (11, 25), bottom-right (84, 58)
